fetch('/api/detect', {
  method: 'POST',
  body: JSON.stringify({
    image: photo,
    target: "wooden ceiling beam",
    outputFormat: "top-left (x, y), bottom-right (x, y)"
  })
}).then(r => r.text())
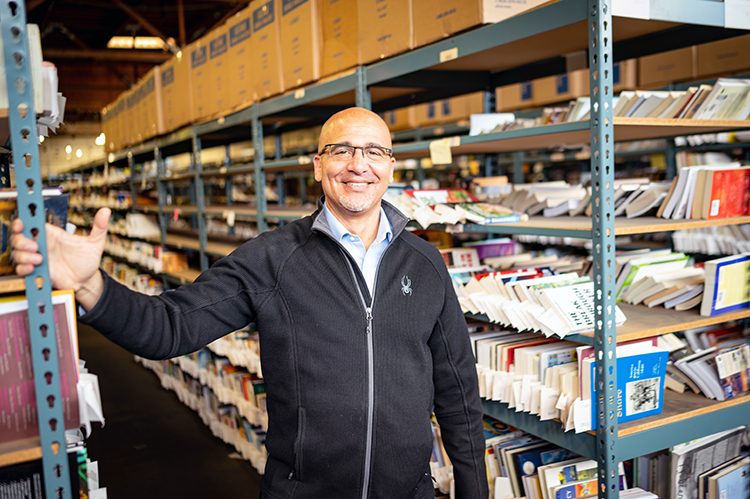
top-left (43, 48), bottom-right (171, 63)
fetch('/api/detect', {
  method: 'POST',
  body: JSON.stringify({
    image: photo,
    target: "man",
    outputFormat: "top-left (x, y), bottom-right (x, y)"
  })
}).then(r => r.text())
top-left (12, 108), bottom-right (488, 499)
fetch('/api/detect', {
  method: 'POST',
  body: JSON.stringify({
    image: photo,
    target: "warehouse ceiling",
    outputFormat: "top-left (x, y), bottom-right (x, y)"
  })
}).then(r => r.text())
top-left (26, 0), bottom-right (246, 130)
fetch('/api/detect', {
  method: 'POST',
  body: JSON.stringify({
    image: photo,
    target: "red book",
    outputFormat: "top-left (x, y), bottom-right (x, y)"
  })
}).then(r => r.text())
top-left (702, 167), bottom-right (750, 219)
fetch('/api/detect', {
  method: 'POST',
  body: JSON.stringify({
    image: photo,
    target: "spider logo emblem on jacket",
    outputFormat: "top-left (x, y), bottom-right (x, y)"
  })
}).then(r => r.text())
top-left (401, 275), bottom-right (412, 296)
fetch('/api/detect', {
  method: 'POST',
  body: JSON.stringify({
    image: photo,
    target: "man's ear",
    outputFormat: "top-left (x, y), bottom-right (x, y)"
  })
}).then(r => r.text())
top-left (313, 155), bottom-right (323, 182)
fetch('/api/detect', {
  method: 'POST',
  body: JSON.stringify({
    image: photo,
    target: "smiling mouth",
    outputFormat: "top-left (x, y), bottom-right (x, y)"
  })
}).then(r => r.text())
top-left (344, 182), bottom-right (372, 187)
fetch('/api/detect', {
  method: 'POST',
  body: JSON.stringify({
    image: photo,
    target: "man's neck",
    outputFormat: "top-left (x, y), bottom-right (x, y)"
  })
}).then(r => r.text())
top-left (327, 202), bottom-right (382, 250)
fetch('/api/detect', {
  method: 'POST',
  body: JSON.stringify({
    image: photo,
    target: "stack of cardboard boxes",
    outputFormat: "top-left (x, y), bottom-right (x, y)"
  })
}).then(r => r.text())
top-left (102, 0), bottom-right (750, 153)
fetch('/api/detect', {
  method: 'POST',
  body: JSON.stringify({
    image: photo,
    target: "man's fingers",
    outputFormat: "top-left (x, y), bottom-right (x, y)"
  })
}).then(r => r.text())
top-left (11, 218), bottom-right (24, 234)
top-left (89, 207), bottom-right (111, 241)
top-left (10, 248), bottom-right (43, 266)
top-left (10, 232), bottom-right (39, 253)
top-left (14, 262), bottom-right (37, 277)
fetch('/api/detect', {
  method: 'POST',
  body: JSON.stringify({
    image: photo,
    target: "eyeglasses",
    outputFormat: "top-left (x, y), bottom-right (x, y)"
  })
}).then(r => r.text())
top-left (319, 143), bottom-right (393, 163)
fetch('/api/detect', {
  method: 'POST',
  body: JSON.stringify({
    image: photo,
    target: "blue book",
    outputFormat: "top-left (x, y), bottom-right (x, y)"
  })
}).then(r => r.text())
top-left (712, 456), bottom-right (750, 499)
top-left (700, 253), bottom-right (750, 317)
top-left (591, 347), bottom-right (668, 426)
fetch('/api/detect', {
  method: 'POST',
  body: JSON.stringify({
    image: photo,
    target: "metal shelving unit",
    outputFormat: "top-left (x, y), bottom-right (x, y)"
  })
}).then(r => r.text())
top-left (48, 1), bottom-right (750, 496)
top-left (0, 1), bottom-right (72, 498)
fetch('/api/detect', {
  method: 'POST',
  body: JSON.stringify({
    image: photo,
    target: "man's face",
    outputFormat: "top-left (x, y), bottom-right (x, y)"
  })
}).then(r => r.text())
top-left (313, 109), bottom-right (395, 221)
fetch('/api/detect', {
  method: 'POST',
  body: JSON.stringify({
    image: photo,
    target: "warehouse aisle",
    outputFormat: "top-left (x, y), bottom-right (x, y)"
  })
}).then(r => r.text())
top-left (77, 323), bottom-right (262, 499)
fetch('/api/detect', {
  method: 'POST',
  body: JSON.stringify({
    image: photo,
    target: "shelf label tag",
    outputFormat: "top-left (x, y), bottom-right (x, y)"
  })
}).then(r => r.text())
top-left (439, 47), bottom-right (458, 63)
top-left (429, 138), bottom-right (453, 165)
top-left (173, 209), bottom-right (179, 221)
top-left (294, 88), bottom-right (305, 99)
top-left (226, 210), bottom-right (235, 227)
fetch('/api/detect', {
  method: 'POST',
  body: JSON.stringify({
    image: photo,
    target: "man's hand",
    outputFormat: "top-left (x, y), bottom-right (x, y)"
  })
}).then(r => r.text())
top-left (10, 207), bottom-right (111, 310)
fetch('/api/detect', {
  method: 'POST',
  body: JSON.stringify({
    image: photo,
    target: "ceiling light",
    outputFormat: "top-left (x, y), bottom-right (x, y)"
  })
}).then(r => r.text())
top-left (134, 37), bottom-right (166, 50)
top-left (95, 133), bottom-right (105, 146)
top-left (38, 135), bottom-right (44, 143)
top-left (65, 145), bottom-right (72, 154)
top-left (107, 36), bottom-right (134, 49)
top-left (107, 36), bottom-right (165, 50)
top-left (76, 149), bottom-right (83, 158)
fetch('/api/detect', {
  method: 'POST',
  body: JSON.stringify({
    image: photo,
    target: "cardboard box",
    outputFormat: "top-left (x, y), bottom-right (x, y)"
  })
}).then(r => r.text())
top-left (638, 46), bottom-right (696, 87)
top-left (382, 106), bottom-right (418, 131)
top-left (227, 7), bottom-right (255, 110)
top-left (137, 66), bottom-right (164, 141)
top-left (160, 52), bottom-right (193, 133)
top-left (696, 33), bottom-right (750, 78)
top-left (496, 81), bottom-right (534, 111)
top-left (534, 69), bottom-right (590, 106)
top-left (358, 0), bottom-right (413, 65)
top-left (279, 0), bottom-right (321, 89)
top-left (207, 23), bottom-right (230, 116)
top-left (613, 58), bottom-right (637, 93)
top-left (111, 92), bottom-right (128, 150)
top-left (101, 104), bottom-right (114, 153)
top-left (252, 0), bottom-right (285, 100)
top-left (320, 0), bottom-right (360, 77)
top-left (125, 87), bottom-right (139, 146)
top-left (414, 92), bottom-right (485, 126)
top-left (412, 0), bottom-right (551, 48)
top-left (189, 38), bottom-right (211, 121)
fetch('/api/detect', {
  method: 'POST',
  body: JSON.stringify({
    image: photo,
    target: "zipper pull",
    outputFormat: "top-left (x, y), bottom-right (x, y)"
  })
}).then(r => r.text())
top-left (366, 307), bottom-right (372, 335)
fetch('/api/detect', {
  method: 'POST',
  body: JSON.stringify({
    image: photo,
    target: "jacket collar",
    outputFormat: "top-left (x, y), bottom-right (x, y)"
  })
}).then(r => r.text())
top-left (311, 195), bottom-right (410, 241)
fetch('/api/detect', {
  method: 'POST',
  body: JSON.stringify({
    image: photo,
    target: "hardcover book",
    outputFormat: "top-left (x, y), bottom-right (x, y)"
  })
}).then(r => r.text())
top-left (700, 253), bottom-right (750, 316)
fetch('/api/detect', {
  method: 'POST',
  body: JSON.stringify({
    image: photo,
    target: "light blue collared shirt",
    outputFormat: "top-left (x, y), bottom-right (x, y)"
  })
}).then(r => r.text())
top-left (324, 202), bottom-right (393, 296)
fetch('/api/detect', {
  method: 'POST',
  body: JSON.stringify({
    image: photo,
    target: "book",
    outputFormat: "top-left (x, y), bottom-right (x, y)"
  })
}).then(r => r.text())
top-left (714, 343), bottom-right (750, 399)
top-left (589, 344), bottom-right (668, 427)
top-left (670, 426), bottom-right (745, 499)
top-left (663, 283), bottom-right (705, 309)
top-left (700, 166), bottom-right (750, 219)
top-left (615, 252), bottom-right (688, 302)
top-left (454, 202), bottom-right (529, 224)
top-left (623, 266), bottom-right (705, 306)
top-left (625, 182), bottom-right (671, 218)
top-left (708, 455), bottom-right (750, 499)
top-left (0, 290), bottom-right (80, 445)
top-left (700, 253), bottom-right (750, 317)
top-left (693, 78), bottom-right (750, 120)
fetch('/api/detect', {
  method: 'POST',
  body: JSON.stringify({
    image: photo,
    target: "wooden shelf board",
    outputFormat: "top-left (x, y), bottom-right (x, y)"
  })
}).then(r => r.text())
top-left (205, 240), bottom-right (242, 256)
top-left (573, 304), bottom-right (750, 343)
top-left (0, 275), bottom-right (26, 294)
top-left (618, 390), bottom-right (750, 437)
top-left (464, 215), bottom-right (750, 236)
top-left (0, 437), bottom-right (42, 467)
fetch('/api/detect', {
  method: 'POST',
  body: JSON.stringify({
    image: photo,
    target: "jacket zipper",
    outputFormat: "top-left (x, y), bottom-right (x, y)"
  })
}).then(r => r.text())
top-left (341, 244), bottom-right (391, 499)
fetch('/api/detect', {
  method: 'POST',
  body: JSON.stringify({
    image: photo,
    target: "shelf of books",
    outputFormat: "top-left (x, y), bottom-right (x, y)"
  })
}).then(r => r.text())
top-left (52, 0), bottom-right (750, 497)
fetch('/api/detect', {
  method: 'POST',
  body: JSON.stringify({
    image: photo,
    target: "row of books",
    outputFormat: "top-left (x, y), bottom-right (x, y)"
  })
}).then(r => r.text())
top-left (488, 179), bottom-right (674, 219)
top-left (206, 326), bottom-right (262, 378)
top-left (636, 426), bottom-right (749, 499)
top-left (455, 267), bottom-right (626, 338)
top-left (0, 440), bottom-right (107, 499)
top-left (614, 248), bottom-right (750, 317)
top-left (70, 190), bottom-right (132, 211)
top-left (660, 162), bottom-right (750, 220)
top-left (614, 78), bottom-right (750, 121)
top-left (472, 325), bottom-right (667, 434)
top-left (101, 256), bottom-right (165, 296)
top-left (103, 234), bottom-right (189, 275)
top-left (137, 355), bottom-right (268, 473)
top-left (672, 225), bottom-right (750, 255)
top-left (663, 323), bottom-right (750, 402)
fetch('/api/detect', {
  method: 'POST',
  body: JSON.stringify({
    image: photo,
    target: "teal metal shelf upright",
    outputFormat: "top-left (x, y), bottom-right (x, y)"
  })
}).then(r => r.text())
top-left (1, 1), bottom-right (72, 497)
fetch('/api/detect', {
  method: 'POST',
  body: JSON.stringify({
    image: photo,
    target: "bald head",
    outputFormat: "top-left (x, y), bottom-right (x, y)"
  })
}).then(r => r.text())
top-left (318, 107), bottom-right (392, 152)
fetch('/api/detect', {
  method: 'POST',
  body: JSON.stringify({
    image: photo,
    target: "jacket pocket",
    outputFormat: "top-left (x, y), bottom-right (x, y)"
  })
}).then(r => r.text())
top-left (293, 406), bottom-right (306, 482)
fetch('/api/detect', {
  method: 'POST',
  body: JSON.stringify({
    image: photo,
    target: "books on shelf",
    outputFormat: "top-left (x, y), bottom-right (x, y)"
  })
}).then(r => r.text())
top-left (615, 251), bottom-right (689, 302)
top-left (0, 290), bottom-right (80, 445)
top-left (672, 225), bottom-right (750, 255)
top-left (700, 253), bottom-right (750, 317)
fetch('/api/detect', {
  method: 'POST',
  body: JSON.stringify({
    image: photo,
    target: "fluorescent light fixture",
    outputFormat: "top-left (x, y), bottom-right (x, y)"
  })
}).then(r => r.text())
top-left (107, 36), bottom-right (134, 49)
top-left (107, 35), bottom-right (165, 50)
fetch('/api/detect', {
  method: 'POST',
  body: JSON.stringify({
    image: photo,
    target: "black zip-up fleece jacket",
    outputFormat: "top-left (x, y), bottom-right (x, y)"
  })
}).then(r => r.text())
top-left (80, 198), bottom-right (488, 499)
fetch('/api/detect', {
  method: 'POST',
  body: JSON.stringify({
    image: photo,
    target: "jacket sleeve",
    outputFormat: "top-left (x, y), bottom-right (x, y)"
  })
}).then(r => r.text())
top-left (428, 269), bottom-right (488, 499)
top-left (79, 236), bottom-right (280, 359)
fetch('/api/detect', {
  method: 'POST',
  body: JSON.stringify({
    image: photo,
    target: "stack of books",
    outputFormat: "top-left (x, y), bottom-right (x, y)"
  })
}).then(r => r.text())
top-left (672, 225), bottom-right (750, 255)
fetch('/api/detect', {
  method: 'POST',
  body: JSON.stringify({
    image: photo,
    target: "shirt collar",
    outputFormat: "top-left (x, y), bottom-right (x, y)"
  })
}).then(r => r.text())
top-left (323, 202), bottom-right (393, 246)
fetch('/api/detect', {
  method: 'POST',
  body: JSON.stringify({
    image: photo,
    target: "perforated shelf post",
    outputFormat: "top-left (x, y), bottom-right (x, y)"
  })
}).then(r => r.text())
top-left (0, 1), bottom-right (72, 498)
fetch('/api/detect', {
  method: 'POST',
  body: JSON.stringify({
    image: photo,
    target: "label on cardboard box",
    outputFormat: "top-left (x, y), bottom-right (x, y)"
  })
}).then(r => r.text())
top-left (283, 0), bottom-right (307, 15)
top-left (210, 33), bottom-right (228, 58)
top-left (230, 18), bottom-right (251, 46)
top-left (254, 0), bottom-right (276, 31)
top-left (192, 46), bottom-right (207, 68)
top-left (556, 74), bottom-right (568, 95)
top-left (162, 66), bottom-right (174, 86)
top-left (521, 82), bottom-right (532, 101)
